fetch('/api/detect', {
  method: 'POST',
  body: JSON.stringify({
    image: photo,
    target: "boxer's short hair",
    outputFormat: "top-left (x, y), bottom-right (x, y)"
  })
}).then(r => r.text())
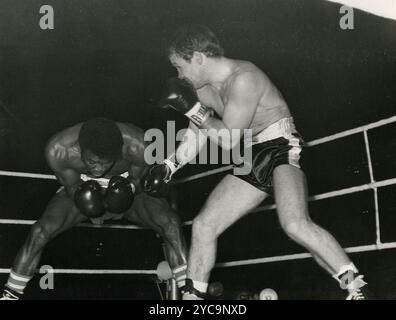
top-left (167, 25), bottom-right (224, 62)
top-left (78, 118), bottom-right (123, 160)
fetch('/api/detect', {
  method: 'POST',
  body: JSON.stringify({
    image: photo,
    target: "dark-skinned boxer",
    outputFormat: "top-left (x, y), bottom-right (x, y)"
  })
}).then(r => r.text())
top-left (1, 117), bottom-right (187, 300)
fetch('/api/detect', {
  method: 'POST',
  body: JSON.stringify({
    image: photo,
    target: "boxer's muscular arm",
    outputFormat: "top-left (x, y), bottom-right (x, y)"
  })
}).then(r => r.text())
top-left (140, 122), bottom-right (207, 196)
top-left (127, 164), bottom-right (147, 194)
top-left (174, 121), bottom-right (207, 166)
top-left (200, 72), bottom-right (263, 150)
top-left (125, 138), bottom-right (151, 194)
top-left (45, 142), bottom-right (81, 199)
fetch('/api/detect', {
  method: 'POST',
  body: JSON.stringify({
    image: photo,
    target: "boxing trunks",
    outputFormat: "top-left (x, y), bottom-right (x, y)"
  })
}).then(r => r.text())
top-left (234, 117), bottom-right (304, 195)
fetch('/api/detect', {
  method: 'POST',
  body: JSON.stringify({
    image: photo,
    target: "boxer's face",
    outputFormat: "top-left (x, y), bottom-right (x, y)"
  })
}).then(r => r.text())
top-left (169, 53), bottom-right (205, 89)
top-left (81, 149), bottom-right (115, 178)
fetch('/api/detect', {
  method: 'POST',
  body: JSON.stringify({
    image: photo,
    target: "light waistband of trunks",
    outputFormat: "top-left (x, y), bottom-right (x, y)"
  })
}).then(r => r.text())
top-left (80, 171), bottom-right (129, 188)
top-left (247, 117), bottom-right (297, 147)
top-left (90, 211), bottom-right (125, 225)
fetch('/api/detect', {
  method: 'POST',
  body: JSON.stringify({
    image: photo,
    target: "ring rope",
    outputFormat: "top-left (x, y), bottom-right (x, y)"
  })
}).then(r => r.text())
top-left (248, 177), bottom-right (396, 213)
top-left (1, 241), bottom-right (396, 273)
top-left (0, 171), bottom-right (56, 180)
top-left (215, 242), bottom-right (396, 268)
top-left (307, 115), bottom-right (396, 146)
top-left (363, 130), bottom-right (382, 244)
top-left (0, 268), bottom-right (156, 274)
top-left (0, 219), bottom-right (148, 230)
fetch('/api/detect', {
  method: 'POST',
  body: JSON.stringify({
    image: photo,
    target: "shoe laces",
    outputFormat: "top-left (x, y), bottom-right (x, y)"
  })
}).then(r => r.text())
top-left (346, 275), bottom-right (368, 300)
top-left (347, 288), bottom-right (366, 300)
top-left (1, 289), bottom-right (20, 300)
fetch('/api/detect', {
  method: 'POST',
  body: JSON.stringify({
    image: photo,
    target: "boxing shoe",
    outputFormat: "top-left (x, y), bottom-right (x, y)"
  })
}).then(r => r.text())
top-left (0, 288), bottom-right (21, 300)
top-left (345, 275), bottom-right (374, 300)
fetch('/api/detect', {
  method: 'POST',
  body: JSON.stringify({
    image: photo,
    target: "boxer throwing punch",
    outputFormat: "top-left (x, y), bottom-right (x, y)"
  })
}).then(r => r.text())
top-left (144, 25), bottom-right (372, 300)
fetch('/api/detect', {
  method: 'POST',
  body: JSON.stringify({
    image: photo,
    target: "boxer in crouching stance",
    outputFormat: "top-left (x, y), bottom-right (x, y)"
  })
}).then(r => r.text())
top-left (1, 118), bottom-right (187, 300)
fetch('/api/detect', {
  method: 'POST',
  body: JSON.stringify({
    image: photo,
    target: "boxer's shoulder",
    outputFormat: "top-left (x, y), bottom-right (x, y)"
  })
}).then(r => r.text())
top-left (226, 60), bottom-right (271, 91)
top-left (45, 125), bottom-right (82, 170)
top-left (117, 122), bottom-right (145, 140)
top-left (116, 123), bottom-right (148, 165)
top-left (46, 124), bottom-right (81, 153)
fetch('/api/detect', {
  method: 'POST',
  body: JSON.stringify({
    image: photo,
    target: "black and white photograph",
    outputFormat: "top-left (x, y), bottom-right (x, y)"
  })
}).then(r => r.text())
top-left (0, 0), bottom-right (395, 306)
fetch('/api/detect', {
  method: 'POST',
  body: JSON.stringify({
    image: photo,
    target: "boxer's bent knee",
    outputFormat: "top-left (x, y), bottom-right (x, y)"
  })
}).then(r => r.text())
top-left (153, 207), bottom-right (180, 226)
top-left (161, 216), bottom-right (182, 237)
top-left (280, 218), bottom-right (314, 240)
top-left (192, 215), bottom-right (219, 241)
top-left (28, 223), bottom-right (52, 247)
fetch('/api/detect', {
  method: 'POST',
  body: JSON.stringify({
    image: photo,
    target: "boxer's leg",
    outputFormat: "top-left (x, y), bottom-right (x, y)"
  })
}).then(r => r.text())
top-left (273, 164), bottom-right (370, 299)
top-left (124, 194), bottom-right (188, 286)
top-left (3, 189), bottom-right (87, 299)
top-left (185, 175), bottom-right (268, 299)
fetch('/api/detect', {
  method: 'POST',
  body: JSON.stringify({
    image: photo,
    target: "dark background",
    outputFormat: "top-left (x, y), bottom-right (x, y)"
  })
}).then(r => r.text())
top-left (0, 0), bottom-right (395, 299)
